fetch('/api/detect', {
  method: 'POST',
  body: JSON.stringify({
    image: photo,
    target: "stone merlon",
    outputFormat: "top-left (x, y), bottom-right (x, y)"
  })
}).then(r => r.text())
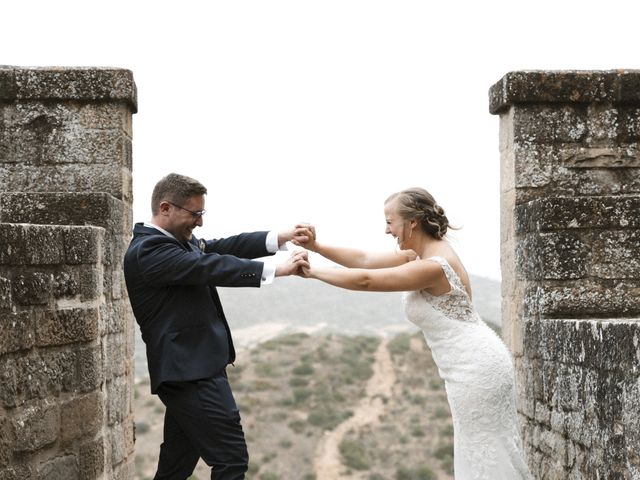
top-left (489, 70), bottom-right (640, 114)
top-left (0, 66), bottom-right (137, 113)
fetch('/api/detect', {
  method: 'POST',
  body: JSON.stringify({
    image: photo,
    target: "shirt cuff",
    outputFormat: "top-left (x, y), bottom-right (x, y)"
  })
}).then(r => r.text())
top-left (261, 262), bottom-right (276, 285)
top-left (266, 230), bottom-right (288, 253)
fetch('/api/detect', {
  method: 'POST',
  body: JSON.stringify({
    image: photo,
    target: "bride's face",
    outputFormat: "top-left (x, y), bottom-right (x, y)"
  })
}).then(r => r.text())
top-left (384, 201), bottom-right (410, 248)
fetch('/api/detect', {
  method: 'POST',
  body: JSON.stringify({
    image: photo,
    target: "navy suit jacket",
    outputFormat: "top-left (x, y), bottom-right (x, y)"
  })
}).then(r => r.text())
top-left (124, 223), bottom-right (273, 393)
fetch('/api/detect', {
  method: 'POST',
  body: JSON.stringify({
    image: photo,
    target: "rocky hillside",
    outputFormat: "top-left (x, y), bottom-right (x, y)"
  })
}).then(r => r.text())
top-left (134, 331), bottom-right (456, 480)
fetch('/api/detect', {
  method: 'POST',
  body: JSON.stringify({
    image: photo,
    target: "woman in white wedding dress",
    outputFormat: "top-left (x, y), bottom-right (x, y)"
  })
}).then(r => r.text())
top-left (294, 187), bottom-right (533, 480)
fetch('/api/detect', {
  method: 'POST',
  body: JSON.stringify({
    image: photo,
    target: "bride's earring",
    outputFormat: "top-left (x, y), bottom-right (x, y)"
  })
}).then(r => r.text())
top-left (409, 228), bottom-right (413, 240)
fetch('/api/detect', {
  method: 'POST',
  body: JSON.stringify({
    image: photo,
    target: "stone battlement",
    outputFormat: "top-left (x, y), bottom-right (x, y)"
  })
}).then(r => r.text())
top-left (0, 67), bottom-right (136, 480)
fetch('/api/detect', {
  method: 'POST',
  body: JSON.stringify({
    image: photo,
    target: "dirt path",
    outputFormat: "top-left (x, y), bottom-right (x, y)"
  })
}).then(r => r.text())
top-left (313, 340), bottom-right (396, 479)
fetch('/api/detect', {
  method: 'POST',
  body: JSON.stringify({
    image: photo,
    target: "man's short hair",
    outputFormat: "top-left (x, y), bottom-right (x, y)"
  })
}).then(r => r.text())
top-left (151, 173), bottom-right (207, 215)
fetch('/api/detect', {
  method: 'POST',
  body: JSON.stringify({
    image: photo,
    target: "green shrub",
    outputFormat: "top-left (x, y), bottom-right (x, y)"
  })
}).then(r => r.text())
top-left (279, 439), bottom-right (292, 449)
top-left (308, 408), bottom-right (352, 430)
top-left (288, 420), bottom-right (306, 433)
top-left (254, 363), bottom-right (279, 377)
top-left (339, 439), bottom-right (371, 471)
top-left (292, 363), bottom-right (315, 375)
top-left (388, 333), bottom-right (411, 356)
top-left (293, 388), bottom-right (312, 404)
top-left (434, 442), bottom-right (453, 460)
top-left (395, 466), bottom-right (435, 480)
top-left (259, 472), bottom-right (280, 480)
top-left (253, 380), bottom-right (277, 391)
top-left (289, 377), bottom-right (309, 387)
top-left (440, 424), bottom-right (454, 437)
top-left (431, 406), bottom-right (450, 419)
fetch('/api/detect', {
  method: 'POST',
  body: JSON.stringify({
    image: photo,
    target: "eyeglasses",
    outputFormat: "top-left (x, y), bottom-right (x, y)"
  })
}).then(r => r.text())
top-left (167, 202), bottom-right (206, 219)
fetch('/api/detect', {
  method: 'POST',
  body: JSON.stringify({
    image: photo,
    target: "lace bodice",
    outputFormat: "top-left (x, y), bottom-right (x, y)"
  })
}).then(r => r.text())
top-left (402, 256), bottom-right (533, 479)
top-left (418, 256), bottom-right (478, 323)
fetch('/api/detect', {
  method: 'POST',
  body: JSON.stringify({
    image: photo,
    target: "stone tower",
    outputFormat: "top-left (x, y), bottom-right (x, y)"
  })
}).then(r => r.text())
top-left (491, 70), bottom-right (640, 478)
top-left (0, 67), bottom-right (137, 479)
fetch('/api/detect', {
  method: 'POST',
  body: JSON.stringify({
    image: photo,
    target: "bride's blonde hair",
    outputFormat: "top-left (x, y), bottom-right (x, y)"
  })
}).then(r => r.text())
top-left (385, 187), bottom-right (455, 240)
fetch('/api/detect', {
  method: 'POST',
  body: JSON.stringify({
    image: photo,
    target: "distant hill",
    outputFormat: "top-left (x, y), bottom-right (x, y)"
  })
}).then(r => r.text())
top-left (218, 274), bottom-right (501, 347)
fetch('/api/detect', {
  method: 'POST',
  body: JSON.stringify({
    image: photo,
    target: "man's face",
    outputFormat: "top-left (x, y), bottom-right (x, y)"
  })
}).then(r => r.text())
top-left (163, 194), bottom-right (205, 243)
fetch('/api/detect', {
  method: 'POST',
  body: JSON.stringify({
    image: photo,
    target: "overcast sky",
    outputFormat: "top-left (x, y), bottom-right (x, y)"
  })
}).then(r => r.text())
top-left (3, 0), bottom-right (638, 279)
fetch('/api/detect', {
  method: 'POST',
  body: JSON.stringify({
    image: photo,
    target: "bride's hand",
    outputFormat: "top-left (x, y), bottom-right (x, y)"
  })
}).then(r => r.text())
top-left (300, 264), bottom-right (312, 278)
top-left (292, 223), bottom-right (317, 251)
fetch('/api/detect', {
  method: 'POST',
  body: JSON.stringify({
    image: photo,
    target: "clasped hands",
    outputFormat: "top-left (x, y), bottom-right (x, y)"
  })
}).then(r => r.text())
top-left (278, 223), bottom-right (317, 277)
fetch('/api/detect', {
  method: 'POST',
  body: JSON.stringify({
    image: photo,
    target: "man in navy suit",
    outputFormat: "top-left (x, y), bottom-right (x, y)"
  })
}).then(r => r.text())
top-left (124, 173), bottom-right (309, 479)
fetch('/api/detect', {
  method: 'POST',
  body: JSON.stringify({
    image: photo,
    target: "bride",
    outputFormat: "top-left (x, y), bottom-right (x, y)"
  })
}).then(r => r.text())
top-left (293, 187), bottom-right (532, 479)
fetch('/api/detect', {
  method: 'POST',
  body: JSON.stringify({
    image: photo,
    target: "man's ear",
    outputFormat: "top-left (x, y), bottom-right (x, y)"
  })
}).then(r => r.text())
top-left (159, 201), bottom-right (171, 216)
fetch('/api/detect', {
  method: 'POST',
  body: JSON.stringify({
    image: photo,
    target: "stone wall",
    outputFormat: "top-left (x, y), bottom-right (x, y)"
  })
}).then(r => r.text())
top-left (491, 71), bottom-right (640, 479)
top-left (0, 67), bottom-right (137, 479)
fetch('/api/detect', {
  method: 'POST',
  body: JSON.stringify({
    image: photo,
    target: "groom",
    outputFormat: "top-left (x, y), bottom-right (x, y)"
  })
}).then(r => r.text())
top-left (123, 173), bottom-right (309, 479)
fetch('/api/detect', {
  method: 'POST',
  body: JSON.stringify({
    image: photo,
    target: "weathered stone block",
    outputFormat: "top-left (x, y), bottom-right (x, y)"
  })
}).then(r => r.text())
top-left (113, 456), bottom-right (135, 480)
top-left (110, 422), bottom-right (126, 466)
top-left (0, 310), bottom-right (34, 354)
top-left (0, 357), bottom-right (18, 407)
top-left (0, 192), bottom-right (126, 235)
top-left (0, 415), bottom-right (12, 467)
top-left (1, 120), bottom-right (127, 166)
top-left (36, 307), bottom-right (99, 347)
top-left (63, 227), bottom-right (103, 265)
top-left (106, 332), bottom-right (127, 378)
top-left (60, 392), bottom-right (103, 444)
top-left (512, 143), bottom-right (555, 190)
top-left (12, 400), bottom-right (60, 452)
top-left (513, 105), bottom-right (587, 144)
top-left (515, 196), bottom-right (640, 233)
top-left (0, 163), bottom-right (132, 203)
top-left (79, 103), bottom-right (132, 134)
top-left (101, 302), bottom-right (124, 335)
top-left (0, 276), bottom-right (10, 310)
top-left (0, 465), bottom-right (33, 480)
top-left (74, 345), bottom-right (104, 393)
top-left (2, 67), bottom-right (137, 112)
top-left (618, 107), bottom-right (640, 142)
top-left (489, 70), bottom-right (640, 115)
top-left (590, 230), bottom-right (640, 279)
top-left (12, 349), bottom-right (76, 403)
top-left (12, 272), bottom-right (53, 305)
top-left (536, 280), bottom-right (640, 317)
top-left (516, 232), bottom-right (590, 280)
top-left (534, 401), bottom-right (551, 426)
top-left (106, 376), bottom-right (130, 426)
top-left (562, 145), bottom-right (640, 169)
top-left (586, 105), bottom-right (621, 143)
top-left (79, 437), bottom-right (105, 479)
top-left (0, 224), bottom-right (64, 265)
top-left (38, 454), bottom-right (79, 480)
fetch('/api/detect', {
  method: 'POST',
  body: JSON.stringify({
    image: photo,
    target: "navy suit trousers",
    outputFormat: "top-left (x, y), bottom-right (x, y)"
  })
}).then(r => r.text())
top-left (154, 372), bottom-right (248, 480)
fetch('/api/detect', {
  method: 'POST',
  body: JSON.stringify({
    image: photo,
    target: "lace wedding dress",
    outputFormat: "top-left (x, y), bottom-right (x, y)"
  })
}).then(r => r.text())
top-left (403, 256), bottom-right (533, 480)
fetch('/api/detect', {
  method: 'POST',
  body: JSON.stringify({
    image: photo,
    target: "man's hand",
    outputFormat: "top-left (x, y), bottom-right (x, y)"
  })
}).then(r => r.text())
top-left (275, 250), bottom-right (309, 277)
top-left (277, 223), bottom-right (314, 248)
top-left (291, 223), bottom-right (317, 251)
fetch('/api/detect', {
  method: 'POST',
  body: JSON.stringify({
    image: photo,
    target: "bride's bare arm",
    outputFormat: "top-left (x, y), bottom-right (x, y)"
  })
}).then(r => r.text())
top-left (304, 259), bottom-right (445, 292)
top-left (293, 224), bottom-right (416, 268)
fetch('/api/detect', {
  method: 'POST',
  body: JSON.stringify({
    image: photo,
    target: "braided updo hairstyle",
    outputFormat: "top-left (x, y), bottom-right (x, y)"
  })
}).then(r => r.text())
top-left (385, 187), bottom-right (453, 240)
